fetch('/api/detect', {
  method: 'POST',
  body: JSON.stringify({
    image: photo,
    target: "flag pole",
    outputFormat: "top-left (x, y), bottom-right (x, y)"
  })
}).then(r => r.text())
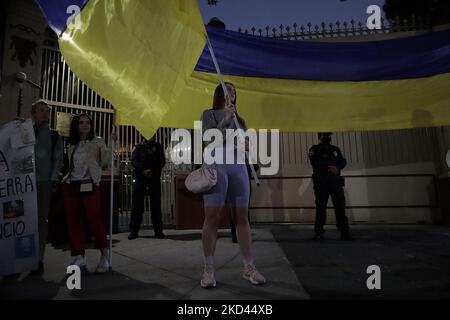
top-left (109, 110), bottom-right (116, 270)
top-left (206, 34), bottom-right (260, 187)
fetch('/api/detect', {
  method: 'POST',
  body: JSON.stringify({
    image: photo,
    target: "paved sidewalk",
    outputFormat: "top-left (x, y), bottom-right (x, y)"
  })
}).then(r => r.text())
top-left (0, 227), bottom-right (310, 300)
top-left (2, 224), bottom-right (450, 300)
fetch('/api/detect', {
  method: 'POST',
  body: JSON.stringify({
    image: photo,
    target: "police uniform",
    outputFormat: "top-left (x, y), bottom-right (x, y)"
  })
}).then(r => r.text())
top-left (308, 134), bottom-right (351, 240)
top-left (129, 139), bottom-right (166, 238)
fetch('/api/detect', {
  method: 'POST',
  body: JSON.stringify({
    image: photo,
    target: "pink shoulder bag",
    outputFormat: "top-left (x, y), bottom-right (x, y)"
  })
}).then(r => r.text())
top-left (185, 165), bottom-right (217, 194)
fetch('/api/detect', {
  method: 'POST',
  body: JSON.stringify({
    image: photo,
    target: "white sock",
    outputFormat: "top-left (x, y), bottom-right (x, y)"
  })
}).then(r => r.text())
top-left (204, 256), bottom-right (215, 267)
top-left (243, 255), bottom-right (254, 267)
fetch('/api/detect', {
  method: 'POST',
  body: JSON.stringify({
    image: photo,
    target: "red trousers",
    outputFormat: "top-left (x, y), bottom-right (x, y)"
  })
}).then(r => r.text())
top-left (63, 184), bottom-right (107, 256)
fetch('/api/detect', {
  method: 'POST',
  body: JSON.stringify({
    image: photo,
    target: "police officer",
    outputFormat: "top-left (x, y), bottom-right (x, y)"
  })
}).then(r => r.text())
top-left (309, 132), bottom-right (353, 241)
top-left (129, 134), bottom-right (166, 240)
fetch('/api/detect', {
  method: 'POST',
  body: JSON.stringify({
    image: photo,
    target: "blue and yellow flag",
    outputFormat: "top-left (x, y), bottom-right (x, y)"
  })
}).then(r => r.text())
top-left (36, 0), bottom-right (206, 138)
top-left (36, 1), bottom-right (450, 136)
top-left (181, 26), bottom-right (450, 132)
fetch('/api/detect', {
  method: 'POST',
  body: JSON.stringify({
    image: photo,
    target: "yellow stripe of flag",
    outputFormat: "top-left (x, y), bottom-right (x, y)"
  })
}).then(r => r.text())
top-left (59, 0), bottom-right (206, 138)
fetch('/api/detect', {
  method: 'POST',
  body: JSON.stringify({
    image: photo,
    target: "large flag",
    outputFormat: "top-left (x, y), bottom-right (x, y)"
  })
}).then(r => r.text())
top-left (36, 1), bottom-right (450, 136)
top-left (36, 0), bottom-right (206, 138)
top-left (172, 26), bottom-right (450, 133)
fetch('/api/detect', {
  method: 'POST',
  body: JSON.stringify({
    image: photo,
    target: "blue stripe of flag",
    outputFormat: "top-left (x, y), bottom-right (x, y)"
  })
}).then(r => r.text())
top-left (197, 26), bottom-right (450, 81)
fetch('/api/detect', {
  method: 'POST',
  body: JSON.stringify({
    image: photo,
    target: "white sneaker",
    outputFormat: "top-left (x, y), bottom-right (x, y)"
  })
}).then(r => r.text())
top-left (69, 255), bottom-right (87, 269)
top-left (95, 255), bottom-right (110, 273)
top-left (243, 264), bottom-right (266, 285)
top-left (200, 264), bottom-right (216, 288)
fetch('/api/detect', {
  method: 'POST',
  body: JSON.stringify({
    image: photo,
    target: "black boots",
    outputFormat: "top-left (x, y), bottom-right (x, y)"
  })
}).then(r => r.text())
top-left (128, 232), bottom-right (139, 240)
top-left (154, 232), bottom-right (166, 239)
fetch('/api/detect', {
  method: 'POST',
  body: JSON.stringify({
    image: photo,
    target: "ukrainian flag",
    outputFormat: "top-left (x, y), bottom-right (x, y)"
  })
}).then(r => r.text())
top-left (180, 25), bottom-right (450, 133)
top-left (36, 1), bottom-right (450, 137)
top-left (36, 0), bottom-right (206, 138)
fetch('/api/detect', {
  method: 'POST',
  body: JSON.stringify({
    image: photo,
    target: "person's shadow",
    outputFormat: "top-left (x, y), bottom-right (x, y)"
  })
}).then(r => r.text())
top-left (65, 270), bottom-right (183, 300)
top-left (410, 110), bottom-right (447, 225)
top-left (0, 274), bottom-right (61, 300)
top-left (1, 269), bottom-right (183, 300)
top-left (344, 186), bottom-right (355, 227)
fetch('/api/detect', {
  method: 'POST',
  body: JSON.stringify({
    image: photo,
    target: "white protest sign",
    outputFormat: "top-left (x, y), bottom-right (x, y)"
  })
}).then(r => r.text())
top-left (0, 119), bottom-right (38, 276)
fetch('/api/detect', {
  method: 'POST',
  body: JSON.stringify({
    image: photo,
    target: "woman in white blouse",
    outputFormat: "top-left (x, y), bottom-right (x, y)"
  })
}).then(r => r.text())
top-left (63, 114), bottom-right (116, 273)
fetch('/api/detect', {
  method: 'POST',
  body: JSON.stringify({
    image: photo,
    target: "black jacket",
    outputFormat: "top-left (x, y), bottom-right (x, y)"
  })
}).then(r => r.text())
top-left (308, 143), bottom-right (347, 179)
top-left (131, 140), bottom-right (166, 180)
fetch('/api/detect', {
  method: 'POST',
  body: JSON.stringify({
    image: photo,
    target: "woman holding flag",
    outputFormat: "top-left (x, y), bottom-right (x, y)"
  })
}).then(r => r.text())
top-left (200, 83), bottom-right (266, 288)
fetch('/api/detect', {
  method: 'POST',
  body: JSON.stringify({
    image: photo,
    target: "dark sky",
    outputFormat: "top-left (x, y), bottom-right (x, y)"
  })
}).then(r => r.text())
top-left (198, 0), bottom-right (387, 32)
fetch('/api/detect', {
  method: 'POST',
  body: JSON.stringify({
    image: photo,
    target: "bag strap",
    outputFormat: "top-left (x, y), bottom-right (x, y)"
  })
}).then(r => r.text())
top-left (70, 145), bottom-right (76, 174)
